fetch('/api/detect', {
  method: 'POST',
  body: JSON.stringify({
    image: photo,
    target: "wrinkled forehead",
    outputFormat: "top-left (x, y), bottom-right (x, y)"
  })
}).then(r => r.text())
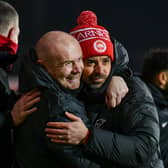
top-left (48, 44), bottom-right (82, 65)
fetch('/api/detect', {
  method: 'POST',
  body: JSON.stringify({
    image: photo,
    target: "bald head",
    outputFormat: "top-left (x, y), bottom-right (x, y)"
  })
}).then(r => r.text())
top-left (35, 31), bottom-right (81, 64)
top-left (35, 31), bottom-right (84, 90)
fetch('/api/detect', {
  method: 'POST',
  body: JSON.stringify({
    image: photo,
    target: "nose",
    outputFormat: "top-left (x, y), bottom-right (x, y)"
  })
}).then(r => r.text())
top-left (72, 60), bottom-right (84, 73)
top-left (94, 63), bottom-right (103, 74)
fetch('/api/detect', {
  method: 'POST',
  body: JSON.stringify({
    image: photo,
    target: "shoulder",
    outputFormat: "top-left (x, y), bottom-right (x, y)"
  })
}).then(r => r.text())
top-left (118, 76), bottom-right (159, 131)
top-left (114, 39), bottom-right (128, 55)
top-left (112, 38), bottom-right (129, 63)
top-left (120, 76), bottom-right (158, 118)
top-left (126, 76), bottom-right (153, 101)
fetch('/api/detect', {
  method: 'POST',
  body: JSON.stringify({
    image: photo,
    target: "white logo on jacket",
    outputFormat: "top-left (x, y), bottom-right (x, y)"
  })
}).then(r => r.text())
top-left (95, 118), bottom-right (106, 128)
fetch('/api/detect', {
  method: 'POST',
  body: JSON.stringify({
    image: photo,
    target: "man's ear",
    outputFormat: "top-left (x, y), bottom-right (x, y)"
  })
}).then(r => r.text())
top-left (156, 71), bottom-right (168, 88)
top-left (8, 27), bottom-right (14, 39)
top-left (8, 27), bottom-right (19, 44)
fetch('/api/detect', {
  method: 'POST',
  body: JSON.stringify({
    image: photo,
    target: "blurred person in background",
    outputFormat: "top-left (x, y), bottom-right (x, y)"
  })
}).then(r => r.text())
top-left (0, 1), bottom-right (40, 167)
top-left (142, 48), bottom-right (168, 167)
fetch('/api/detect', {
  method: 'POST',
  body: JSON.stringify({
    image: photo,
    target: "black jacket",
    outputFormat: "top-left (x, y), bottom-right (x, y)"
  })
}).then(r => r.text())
top-left (80, 76), bottom-right (164, 168)
top-left (14, 49), bottom-right (99, 168)
top-left (14, 39), bottom-right (132, 168)
top-left (0, 52), bottom-right (17, 168)
top-left (145, 82), bottom-right (168, 167)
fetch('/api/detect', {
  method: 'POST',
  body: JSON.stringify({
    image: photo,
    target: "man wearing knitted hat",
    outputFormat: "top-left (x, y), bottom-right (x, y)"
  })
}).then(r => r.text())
top-left (0, 1), bottom-right (40, 167)
top-left (45, 11), bottom-right (164, 167)
top-left (70, 10), bottom-right (130, 108)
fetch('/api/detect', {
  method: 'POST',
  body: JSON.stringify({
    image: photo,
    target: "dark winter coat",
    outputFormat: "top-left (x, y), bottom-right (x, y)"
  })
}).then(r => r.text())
top-left (79, 76), bottom-right (164, 168)
top-left (14, 39), bottom-right (132, 168)
top-left (14, 49), bottom-right (99, 168)
top-left (0, 52), bottom-right (17, 168)
top-left (145, 82), bottom-right (168, 167)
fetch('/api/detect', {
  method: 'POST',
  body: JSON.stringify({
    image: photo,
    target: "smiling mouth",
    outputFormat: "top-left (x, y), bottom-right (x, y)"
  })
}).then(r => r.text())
top-left (67, 76), bottom-right (80, 83)
top-left (91, 77), bottom-right (105, 82)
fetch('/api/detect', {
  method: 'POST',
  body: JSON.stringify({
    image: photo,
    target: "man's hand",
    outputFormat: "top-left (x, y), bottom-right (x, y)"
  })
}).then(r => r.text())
top-left (105, 76), bottom-right (128, 108)
top-left (45, 112), bottom-right (88, 145)
top-left (11, 89), bottom-right (40, 126)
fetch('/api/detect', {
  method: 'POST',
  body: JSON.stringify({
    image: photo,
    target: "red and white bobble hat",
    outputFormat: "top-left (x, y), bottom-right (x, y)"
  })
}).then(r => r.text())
top-left (70, 10), bottom-right (114, 61)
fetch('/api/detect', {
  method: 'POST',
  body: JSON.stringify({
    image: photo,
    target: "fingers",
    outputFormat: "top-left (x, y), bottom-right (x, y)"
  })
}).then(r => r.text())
top-left (105, 90), bottom-right (126, 108)
top-left (115, 94), bottom-right (122, 106)
top-left (54, 135), bottom-right (67, 140)
top-left (46, 133), bottom-right (72, 144)
top-left (105, 76), bottom-right (129, 109)
top-left (65, 112), bottom-right (81, 121)
top-left (45, 127), bottom-right (69, 144)
top-left (46, 133), bottom-right (67, 140)
top-left (50, 138), bottom-right (67, 144)
top-left (23, 97), bottom-right (40, 110)
top-left (46, 122), bottom-right (69, 129)
top-left (20, 89), bottom-right (41, 110)
top-left (26, 88), bottom-right (40, 94)
top-left (25, 107), bottom-right (38, 115)
top-left (45, 127), bottom-right (67, 135)
top-left (121, 85), bottom-right (129, 97)
top-left (11, 89), bottom-right (41, 127)
top-left (23, 89), bottom-right (41, 99)
top-left (106, 96), bottom-right (117, 108)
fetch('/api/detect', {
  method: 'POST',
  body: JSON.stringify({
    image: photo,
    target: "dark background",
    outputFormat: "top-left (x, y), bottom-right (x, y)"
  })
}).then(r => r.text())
top-left (6, 0), bottom-right (168, 73)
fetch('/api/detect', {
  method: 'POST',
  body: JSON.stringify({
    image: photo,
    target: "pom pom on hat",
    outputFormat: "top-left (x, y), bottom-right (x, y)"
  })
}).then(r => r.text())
top-left (70, 10), bottom-right (114, 61)
top-left (77, 10), bottom-right (97, 26)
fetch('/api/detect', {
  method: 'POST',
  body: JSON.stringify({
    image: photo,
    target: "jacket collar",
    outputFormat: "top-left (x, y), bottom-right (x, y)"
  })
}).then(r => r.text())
top-left (20, 48), bottom-right (81, 96)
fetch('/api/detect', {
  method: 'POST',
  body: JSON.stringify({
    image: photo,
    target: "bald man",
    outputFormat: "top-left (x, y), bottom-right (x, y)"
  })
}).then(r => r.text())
top-left (14, 31), bottom-right (98, 168)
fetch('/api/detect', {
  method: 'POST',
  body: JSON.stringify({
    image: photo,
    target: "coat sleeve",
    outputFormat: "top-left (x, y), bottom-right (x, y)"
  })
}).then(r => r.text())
top-left (83, 78), bottom-right (161, 167)
top-left (42, 94), bottom-right (100, 168)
